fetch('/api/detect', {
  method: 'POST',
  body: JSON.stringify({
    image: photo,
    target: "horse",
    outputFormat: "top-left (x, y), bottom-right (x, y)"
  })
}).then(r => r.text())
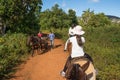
top-left (41, 33), bottom-right (49, 40)
top-left (65, 58), bottom-right (96, 80)
top-left (40, 38), bottom-right (49, 52)
top-left (65, 42), bottom-right (96, 80)
top-left (27, 35), bottom-right (41, 56)
top-left (27, 34), bottom-right (49, 55)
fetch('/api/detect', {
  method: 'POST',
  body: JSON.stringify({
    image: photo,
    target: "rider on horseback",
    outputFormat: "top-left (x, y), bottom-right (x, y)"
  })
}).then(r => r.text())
top-left (37, 31), bottom-right (42, 39)
top-left (61, 25), bottom-right (86, 77)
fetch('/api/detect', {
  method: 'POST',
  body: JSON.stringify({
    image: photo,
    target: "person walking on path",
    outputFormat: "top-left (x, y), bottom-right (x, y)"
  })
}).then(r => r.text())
top-left (48, 31), bottom-right (55, 49)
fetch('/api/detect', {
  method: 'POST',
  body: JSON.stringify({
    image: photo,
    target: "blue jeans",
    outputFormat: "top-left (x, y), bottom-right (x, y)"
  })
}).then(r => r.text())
top-left (50, 40), bottom-right (54, 48)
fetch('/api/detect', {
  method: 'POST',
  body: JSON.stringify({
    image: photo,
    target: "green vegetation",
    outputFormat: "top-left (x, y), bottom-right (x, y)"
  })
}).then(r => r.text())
top-left (84, 26), bottom-right (120, 80)
top-left (52, 24), bottom-right (120, 80)
top-left (0, 0), bottom-right (42, 33)
top-left (39, 4), bottom-right (78, 31)
top-left (0, 1), bottom-right (120, 80)
top-left (0, 33), bottom-right (29, 79)
top-left (79, 9), bottom-right (111, 28)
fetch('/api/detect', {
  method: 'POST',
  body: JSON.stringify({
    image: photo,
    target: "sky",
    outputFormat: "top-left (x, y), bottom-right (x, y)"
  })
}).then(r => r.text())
top-left (41, 0), bottom-right (120, 17)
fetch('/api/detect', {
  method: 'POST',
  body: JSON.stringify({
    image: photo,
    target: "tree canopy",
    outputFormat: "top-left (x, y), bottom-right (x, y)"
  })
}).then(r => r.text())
top-left (79, 9), bottom-right (111, 27)
top-left (39, 4), bottom-right (78, 31)
top-left (0, 0), bottom-right (42, 33)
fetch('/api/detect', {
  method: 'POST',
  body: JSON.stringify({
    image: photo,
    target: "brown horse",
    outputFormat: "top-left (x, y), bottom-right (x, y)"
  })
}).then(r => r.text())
top-left (40, 33), bottom-right (49, 51)
top-left (27, 35), bottom-right (48, 56)
top-left (65, 58), bottom-right (96, 80)
top-left (27, 35), bottom-right (41, 56)
top-left (40, 38), bottom-right (49, 51)
top-left (65, 41), bottom-right (96, 80)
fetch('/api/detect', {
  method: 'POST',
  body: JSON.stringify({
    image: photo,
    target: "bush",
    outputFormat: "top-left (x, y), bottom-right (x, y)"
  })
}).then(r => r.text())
top-left (0, 33), bottom-right (29, 79)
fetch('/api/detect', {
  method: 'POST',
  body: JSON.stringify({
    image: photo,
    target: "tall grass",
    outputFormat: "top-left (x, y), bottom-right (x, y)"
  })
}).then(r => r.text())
top-left (84, 26), bottom-right (120, 80)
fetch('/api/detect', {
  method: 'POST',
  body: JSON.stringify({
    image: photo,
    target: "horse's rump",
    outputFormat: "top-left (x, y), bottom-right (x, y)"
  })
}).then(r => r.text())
top-left (41, 33), bottom-right (48, 40)
top-left (40, 39), bottom-right (48, 50)
top-left (26, 35), bottom-right (42, 56)
top-left (66, 58), bottom-right (96, 80)
top-left (33, 36), bottom-right (48, 51)
top-left (30, 36), bottom-right (40, 47)
top-left (42, 33), bottom-right (48, 37)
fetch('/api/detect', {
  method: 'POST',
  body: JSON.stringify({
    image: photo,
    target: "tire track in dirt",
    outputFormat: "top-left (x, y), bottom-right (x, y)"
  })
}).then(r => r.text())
top-left (11, 39), bottom-right (69, 80)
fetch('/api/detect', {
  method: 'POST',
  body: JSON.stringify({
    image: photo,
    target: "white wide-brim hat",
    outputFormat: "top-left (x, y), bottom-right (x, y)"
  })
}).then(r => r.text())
top-left (74, 25), bottom-right (85, 35)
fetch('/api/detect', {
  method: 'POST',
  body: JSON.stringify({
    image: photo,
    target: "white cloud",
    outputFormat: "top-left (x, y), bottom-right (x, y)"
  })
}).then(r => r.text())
top-left (62, 1), bottom-right (66, 7)
top-left (90, 0), bottom-right (99, 3)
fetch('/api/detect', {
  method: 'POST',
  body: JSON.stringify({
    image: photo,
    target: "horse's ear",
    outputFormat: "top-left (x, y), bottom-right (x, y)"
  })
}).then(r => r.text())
top-left (81, 60), bottom-right (90, 72)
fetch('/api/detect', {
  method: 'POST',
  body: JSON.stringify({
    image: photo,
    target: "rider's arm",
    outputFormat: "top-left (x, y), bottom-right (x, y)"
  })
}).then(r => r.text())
top-left (64, 38), bottom-right (70, 51)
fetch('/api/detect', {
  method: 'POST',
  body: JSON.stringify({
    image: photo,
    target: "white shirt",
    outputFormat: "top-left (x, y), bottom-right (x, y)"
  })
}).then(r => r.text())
top-left (69, 36), bottom-right (85, 58)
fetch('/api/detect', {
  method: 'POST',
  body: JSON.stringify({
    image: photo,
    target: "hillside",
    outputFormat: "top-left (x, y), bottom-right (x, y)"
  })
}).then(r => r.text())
top-left (106, 15), bottom-right (120, 19)
top-left (106, 15), bottom-right (120, 23)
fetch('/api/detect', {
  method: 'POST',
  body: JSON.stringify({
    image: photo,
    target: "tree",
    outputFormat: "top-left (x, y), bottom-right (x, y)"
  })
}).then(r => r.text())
top-left (80, 8), bottom-right (94, 26)
top-left (68, 9), bottom-right (78, 25)
top-left (0, 0), bottom-right (42, 33)
top-left (79, 9), bottom-right (111, 27)
top-left (39, 4), bottom-right (74, 31)
top-left (88, 13), bottom-right (111, 27)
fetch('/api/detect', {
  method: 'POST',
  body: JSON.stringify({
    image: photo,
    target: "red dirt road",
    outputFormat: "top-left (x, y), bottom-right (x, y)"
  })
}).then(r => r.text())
top-left (11, 39), bottom-right (69, 80)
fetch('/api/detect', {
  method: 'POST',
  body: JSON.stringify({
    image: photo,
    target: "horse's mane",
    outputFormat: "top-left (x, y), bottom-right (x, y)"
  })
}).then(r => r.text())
top-left (73, 64), bottom-right (81, 80)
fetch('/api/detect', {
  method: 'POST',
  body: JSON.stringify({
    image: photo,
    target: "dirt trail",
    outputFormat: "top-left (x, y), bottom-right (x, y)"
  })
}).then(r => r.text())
top-left (11, 39), bottom-right (69, 80)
